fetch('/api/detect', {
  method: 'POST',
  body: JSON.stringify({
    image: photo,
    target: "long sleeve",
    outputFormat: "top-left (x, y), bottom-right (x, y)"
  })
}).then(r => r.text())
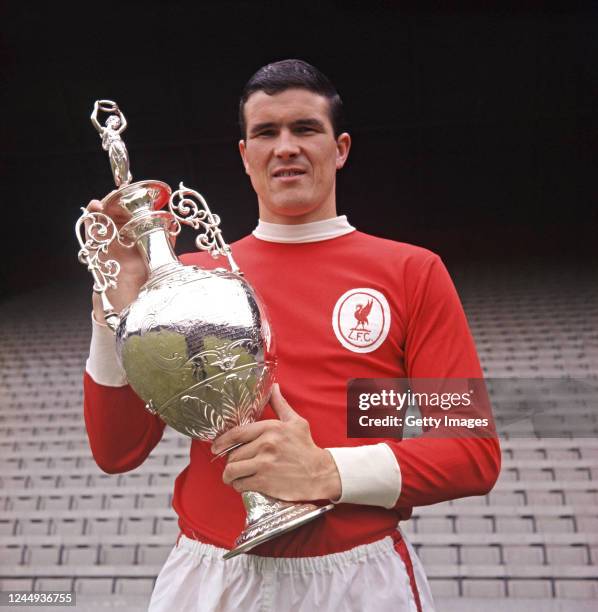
top-left (388, 255), bottom-right (500, 508)
top-left (329, 254), bottom-right (500, 509)
top-left (83, 316), bottom-right (165, 474)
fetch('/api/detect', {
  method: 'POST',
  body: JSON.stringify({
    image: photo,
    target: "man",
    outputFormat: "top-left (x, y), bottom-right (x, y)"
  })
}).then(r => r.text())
top-left (84, 59), bottom-right (500, 611)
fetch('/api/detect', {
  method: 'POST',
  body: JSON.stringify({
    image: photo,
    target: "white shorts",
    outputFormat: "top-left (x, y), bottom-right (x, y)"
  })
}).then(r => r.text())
top-left (149, 529), bottom-right (435, 612)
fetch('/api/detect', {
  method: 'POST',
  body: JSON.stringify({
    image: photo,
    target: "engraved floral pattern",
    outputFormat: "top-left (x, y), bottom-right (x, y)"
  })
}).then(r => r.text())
top-left (165, 363), bottom-right (273, 440)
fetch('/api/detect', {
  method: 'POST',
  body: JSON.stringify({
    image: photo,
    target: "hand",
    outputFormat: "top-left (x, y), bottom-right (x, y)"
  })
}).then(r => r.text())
top-left (212, 384), bottom-right (341, 502)
top-left (85, 195), bottom-right (176, 324)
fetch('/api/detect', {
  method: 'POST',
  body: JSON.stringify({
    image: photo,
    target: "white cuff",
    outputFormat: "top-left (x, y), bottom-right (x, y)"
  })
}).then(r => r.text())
top-left (326, 443), bottom-right (401, 509)
top-left (85, 312), bottom-right (128, 387)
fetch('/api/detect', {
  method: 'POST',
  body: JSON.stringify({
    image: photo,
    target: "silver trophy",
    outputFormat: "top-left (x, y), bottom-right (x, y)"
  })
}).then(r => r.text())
top-left (76, 100), bottom-right (333, 559)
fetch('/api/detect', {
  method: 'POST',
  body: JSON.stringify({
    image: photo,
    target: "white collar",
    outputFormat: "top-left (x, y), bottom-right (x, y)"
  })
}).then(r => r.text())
top-left (252, 215), bottom-right (355, 244)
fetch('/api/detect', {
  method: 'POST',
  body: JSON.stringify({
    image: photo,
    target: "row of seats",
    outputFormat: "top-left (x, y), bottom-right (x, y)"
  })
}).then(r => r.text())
top-left (1, 492), bottom-right (173, 511)
top-left (0, 514), bottom-right (595, 537)
top-left (2, 477), bottom-right (598, 498)
top-left (2, 491), bottom-right (596, 513)
top-left (3, 468), bottom-right (597, 489)
top-left (3, 543), bottom-right (172, 566)
top-left (2, 540), bottom-right (596, 567)
top-left (3, 491), bottom-right (596, 509)
top-left (2, 544), bottom-right (596, 578)
top-left (1, 575), bottom-right (596, 600)
top-left (9, 436), bottom-right (597, 454)
top-left (2, 419), bottom-right (597, 437)
top-left (3, 352), bottom-right (593, 372)
top-left (3, 386), bottom-right (595, 411)
top-left (415, 544), bottom-right (597, 565)
top-left (3, 470), bottom-right (598, 493)
top-left (3, 433), bottom-right (595, 449)
top-left (406, 515), bottom-right (598, 534)
top-left (0, 576), bottom-right (158, 597)
top-left (430, 577), bottom-right (598, 599)
top-left (1, 516), bottom-right (179, 537)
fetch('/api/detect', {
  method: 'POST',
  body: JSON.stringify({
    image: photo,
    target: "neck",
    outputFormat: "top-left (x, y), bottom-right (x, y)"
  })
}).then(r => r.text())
top-left (257, 188), bottom-right (337, 225)
top-left (252, 215), bottom-right (355, 244)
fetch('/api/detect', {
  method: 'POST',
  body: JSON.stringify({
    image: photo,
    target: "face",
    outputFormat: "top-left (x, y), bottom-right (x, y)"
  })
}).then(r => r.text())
top-left (239, 88), bottom-right (351, 224)
top-left (106, 116), bottom-right (120, 129)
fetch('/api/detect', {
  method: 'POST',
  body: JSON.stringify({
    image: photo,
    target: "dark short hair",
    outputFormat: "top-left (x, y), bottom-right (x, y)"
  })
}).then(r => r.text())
top-left (239, 59), bottom-right (345, 138)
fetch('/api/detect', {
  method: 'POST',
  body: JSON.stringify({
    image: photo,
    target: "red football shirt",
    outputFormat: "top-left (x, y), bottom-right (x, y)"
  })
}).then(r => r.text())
top-left (83, 230), bottom-right (500, 557)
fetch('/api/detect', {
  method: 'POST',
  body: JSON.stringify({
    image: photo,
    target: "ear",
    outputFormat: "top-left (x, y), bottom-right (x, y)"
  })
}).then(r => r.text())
top-left (238, 139), bottom-right (250, 175)
top-left (335, 132), bottom-right (351, 170)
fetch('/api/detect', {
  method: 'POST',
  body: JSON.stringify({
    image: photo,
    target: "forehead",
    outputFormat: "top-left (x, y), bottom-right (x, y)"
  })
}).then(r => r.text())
top-left (243, 88), bottom-right (332, 128)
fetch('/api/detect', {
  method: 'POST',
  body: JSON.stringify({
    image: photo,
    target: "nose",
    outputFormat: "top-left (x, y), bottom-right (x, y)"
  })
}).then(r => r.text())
top-left (274, 130), bottom-right (300, 159)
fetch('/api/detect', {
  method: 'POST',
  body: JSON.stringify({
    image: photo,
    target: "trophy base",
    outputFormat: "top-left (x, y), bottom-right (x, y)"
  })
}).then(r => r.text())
top-left (222, 503), bottom-right (334, 560)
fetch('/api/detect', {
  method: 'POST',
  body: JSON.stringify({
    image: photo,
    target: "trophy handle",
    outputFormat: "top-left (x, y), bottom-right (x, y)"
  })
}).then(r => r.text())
top-left (168, 183), bottom-right (240, 274)
top-left (75, 208), bottom-right (128, 331)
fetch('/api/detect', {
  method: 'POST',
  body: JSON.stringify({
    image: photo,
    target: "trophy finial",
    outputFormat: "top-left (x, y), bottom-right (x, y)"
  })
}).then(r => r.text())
top-left (90, 99), bottom-right (132, 187)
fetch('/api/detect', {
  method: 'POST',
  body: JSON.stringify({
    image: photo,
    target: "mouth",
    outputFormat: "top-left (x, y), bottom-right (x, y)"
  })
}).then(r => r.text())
top-left (272, 168), bottom-right (307, 179)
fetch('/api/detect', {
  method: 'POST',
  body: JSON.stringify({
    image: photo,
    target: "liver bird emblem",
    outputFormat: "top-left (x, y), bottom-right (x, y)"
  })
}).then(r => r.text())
top-left (354, 299), bottom-right (373, 329)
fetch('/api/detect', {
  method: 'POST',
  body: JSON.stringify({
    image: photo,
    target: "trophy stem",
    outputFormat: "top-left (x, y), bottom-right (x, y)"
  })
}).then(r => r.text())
top-left (136, 228), bottom-right (179, 274)
top-left (222, 491), bottom-right (334, 560)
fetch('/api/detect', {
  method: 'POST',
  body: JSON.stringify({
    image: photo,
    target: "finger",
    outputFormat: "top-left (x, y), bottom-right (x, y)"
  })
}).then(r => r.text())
top-left (86, 199), bottom-right (103, 213)
top-left (226, 440), bottom-right (256, 464)
top-left (230, 475), bottom-right (261, 494)
top-left (222, 458), bottom-right (258, 485)
top-left (211, 420), bottom-right (278, 455)
top-left (269, 383), bottom-right (296, 422)
top-left (83, 201), bottom-right (103, 231)
top-left (87, 191), bottom-right (118, 212)
top-left (84, 199), bottom-right (125, 231)
top-left (226, 436), bottom-right (266, 464)
top-left (86, 191), bottom-right (131, 228)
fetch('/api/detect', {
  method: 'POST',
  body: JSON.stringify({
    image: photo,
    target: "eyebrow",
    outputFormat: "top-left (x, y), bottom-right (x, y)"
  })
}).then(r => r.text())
top-left (248, 117), bottom-right (326, 136)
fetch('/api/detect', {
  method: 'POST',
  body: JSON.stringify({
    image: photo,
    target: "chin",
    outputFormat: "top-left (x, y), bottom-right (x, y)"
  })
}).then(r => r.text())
top-left (268, 199), bottom-right (317, 218)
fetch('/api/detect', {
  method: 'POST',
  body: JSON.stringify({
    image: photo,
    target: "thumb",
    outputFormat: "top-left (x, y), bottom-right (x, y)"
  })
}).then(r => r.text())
top-left (269, 383), bottom-right (296, 422)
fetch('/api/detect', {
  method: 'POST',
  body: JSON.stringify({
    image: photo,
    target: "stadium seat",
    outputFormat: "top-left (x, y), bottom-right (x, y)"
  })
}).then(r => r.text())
top-left (99, 545), bottom-right (137, 566)
top-left (61, 545), bottom-right (99, 566)
top-left (502, 546), bottom-right (544, 565)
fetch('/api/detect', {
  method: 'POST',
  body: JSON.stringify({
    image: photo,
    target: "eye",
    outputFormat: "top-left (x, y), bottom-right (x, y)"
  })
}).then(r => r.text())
top-left (256, 129), bottom-right (276, 138)
top-left (295, 126), bottom-right (316, 134)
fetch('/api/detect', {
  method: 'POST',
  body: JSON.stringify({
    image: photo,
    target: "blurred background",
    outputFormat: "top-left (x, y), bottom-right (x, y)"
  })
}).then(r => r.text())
top-left (1, 2), bottom-right (595, 295)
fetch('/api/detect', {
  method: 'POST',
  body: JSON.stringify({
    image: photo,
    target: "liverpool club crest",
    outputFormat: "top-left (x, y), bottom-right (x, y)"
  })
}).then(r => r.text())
top-left (332, 288), bottom-right (391, 353)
